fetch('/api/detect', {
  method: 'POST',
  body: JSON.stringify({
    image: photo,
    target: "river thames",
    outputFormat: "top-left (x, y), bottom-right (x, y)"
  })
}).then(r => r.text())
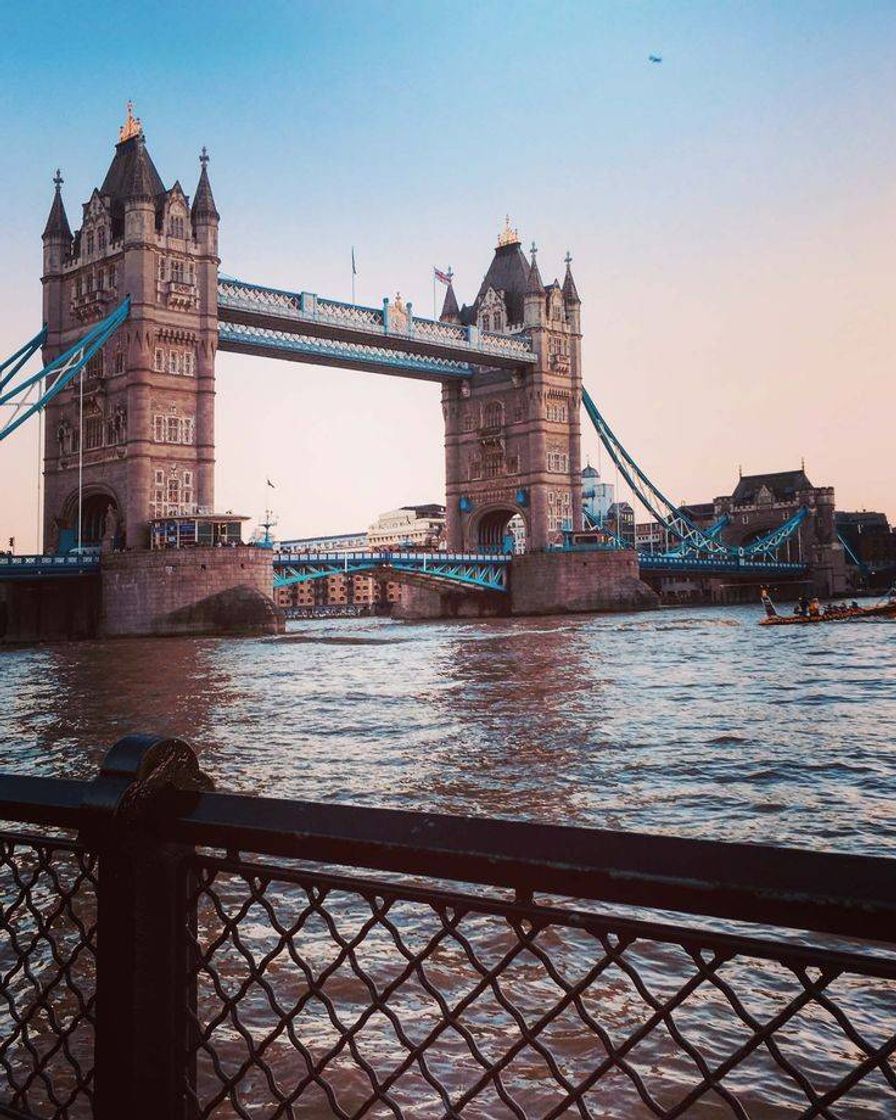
top-left (1, 604), bottom-right (895, 1117)
top-left (1, 604), bottom-right (894, 856)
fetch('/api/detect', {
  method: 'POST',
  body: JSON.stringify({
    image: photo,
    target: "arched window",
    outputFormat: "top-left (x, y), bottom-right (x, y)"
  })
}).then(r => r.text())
top-left (484, 400), bottom-right (504, 429)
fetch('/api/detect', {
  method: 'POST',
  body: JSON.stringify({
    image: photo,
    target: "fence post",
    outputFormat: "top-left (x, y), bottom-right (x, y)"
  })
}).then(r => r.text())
top-left (80, 734), bottom-right (214, 1120)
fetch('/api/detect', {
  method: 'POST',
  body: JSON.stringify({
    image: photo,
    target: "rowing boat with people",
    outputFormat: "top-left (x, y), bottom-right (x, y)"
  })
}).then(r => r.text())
top-left (759, 587), bottom-right (896, 626)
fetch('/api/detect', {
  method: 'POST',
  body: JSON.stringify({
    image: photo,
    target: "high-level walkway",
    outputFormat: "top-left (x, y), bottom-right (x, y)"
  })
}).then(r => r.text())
top-left (217, 278), bottom-right (536, 380)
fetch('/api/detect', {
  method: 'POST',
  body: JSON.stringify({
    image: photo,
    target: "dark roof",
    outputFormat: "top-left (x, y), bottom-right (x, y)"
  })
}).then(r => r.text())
top-left (562, 260), bottom-right (581, 304)
top-left (582, 464), bottom-right (599, 478)
top-left (836, 511), bottom-right (890, 530)
top-left (42, 185), bottom-right (72, 241)
top-left (526, 252), bottom-right (545, 296)
top-left (100, 135), bottom-right (165, 202)
top-left (681, 502), bottom-right (715, 520)
top-left (401, 504), bottom-right (446, 517)
top-left (473, 241), bottom-right (531, 325)
top-left (97, 135), bottom-right (167, 240)
top-left (731, 470), bottom-right (813, 505)
top-left (439, 282), bottom-right (460, 323)
top-left (191, 162), bottom-right (218, 222)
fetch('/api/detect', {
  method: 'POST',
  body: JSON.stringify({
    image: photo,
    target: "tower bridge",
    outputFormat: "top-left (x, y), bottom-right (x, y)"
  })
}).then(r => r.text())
top-left (0, 107), bottom-right (846, 637)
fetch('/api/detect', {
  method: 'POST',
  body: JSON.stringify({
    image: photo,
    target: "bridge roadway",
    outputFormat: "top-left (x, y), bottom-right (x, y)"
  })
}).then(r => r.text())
top-left (217, 278), bottom-right (537, 381)
top-left (273, 550), bottom-right (511, 593)
top-left (0, 551), bottom-right (806, 589)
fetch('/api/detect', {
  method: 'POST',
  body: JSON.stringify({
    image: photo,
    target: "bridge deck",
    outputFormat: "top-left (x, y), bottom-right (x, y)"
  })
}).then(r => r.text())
top-left (218, 278), bottom-right (536, 379)
top-left (273, 550), bottom-right (510, 592)
top-left (0, 554), bottom-right (100, 578)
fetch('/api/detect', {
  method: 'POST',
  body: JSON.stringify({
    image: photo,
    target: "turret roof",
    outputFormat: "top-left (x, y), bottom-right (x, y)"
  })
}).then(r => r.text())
top-left (562, 255), bottom-right (581, 304)
top-left (526, 248), bottom-right (545, 296)
top-left (473, 241), bottom-right (531, 324)
top-left (42, 174), bottom-right (72, 240)
top-left (439, 281), bottom-right (460, 322)
top-left (191, 149), bottom-right (219, 222)
top-left (100, 135), bottom-right (166, 202)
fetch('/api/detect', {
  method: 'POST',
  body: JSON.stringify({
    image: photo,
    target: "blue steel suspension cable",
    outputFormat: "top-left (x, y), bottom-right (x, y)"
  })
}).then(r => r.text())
top-left (0, 299), bottom-right (130, 442)
top-left (582, 386), bottom-right (808, 561)
top-left (0, 328), bottom-right (47, 392)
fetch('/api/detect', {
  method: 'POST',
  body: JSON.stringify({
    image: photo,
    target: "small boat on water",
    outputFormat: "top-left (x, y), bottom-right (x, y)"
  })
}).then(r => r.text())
top-left (759, 587), bottom-right (896, 625)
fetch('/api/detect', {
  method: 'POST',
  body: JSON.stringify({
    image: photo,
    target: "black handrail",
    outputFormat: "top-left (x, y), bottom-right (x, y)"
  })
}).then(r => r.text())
top-left (1, 762), bottom-right (894, 942)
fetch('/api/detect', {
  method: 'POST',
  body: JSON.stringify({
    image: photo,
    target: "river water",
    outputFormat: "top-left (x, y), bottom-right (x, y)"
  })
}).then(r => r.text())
top-left (1, 605), bottom-right (894, 855)
top-left (1, 606), bottom-right (894, 1117)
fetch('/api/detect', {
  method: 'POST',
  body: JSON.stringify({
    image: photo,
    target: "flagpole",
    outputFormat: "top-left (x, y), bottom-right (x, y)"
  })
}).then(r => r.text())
top-left (433, 271), bottom-right (436, 319)
top-left (351, 246), bottom-right (356, 306)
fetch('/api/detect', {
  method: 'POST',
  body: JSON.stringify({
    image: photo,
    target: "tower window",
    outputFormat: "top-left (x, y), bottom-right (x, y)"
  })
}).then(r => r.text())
top-left (83, 416), bottom-right (105, 450)
top-left (98, 228), bottom-right (106, 252)
top-left (86, 232), bottom-right (94, 255)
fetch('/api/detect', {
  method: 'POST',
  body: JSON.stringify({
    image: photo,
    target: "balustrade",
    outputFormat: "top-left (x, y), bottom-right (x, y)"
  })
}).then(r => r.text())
top-left (0, 734), bottom-right (892, 1119)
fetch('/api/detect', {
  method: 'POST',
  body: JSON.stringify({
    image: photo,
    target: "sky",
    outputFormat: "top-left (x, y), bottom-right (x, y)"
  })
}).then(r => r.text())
top-left (1, 0), bottom-right (894, 549)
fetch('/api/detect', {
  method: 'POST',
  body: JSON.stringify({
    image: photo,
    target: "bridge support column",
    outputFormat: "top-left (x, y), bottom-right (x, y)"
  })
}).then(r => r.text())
top-left (392, 583), bottom-right (509, 621)
top-left (100, 548), bottom-right (283, 637)
top-left (510, 550), bottom-right (657, 616)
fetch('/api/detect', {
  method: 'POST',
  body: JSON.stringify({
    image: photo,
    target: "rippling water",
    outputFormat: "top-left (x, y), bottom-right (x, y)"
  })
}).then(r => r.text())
top-left (1, 605), bottom-right (895, 1116)
top-left (1, 604), bottom-right (894, 855)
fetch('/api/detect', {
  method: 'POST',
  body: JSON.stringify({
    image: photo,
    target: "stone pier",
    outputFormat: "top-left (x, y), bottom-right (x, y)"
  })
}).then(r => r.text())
top-left (510, 549), bottom-right (657, 615)
top-left (393, 550), bottom-right (658, 620)
top-left (100, 548), bottom-right (283, 637)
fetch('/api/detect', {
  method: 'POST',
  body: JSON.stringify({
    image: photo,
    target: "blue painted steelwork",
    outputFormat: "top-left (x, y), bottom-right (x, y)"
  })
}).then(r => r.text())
top-left (219, 322), bottom-right (477, 381)
top-left (0, 554), bottom-right (100, 578)
top-left (665, 513), bottom-right (730, 555)
top-left (273, 551), bottom-right (510, 592)
top-left (837, 532), bottom-right (870, 578)
top-left (0, 300), bottom-right (130, 442)
top-left (581, 387), bottom-right (809, 563)
top-left (217, 277), bottom-right (536, 373)
top-left (0, 327), bottom-right (46, 393)
top-left (638, 553), bottom-right (807, 575)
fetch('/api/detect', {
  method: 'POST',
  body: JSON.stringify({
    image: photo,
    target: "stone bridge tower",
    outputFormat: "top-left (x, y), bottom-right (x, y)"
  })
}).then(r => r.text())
top-left (40, 105), bottom-right (219, 552)
top-left (441, 220), bottom-right (583, 552)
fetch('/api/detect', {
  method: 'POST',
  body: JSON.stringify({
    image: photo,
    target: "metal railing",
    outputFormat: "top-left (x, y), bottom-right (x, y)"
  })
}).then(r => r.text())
top-left (0, 736), bottom-right (893, 1119)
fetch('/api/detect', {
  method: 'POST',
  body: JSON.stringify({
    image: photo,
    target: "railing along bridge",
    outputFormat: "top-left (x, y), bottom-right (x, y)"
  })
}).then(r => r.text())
top-left (0, 734), bottom-right (893, 1119)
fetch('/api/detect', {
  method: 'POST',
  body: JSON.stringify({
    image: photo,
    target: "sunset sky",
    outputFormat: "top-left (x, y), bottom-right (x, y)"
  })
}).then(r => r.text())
top-left (1, 0), bottom-right (894, 549)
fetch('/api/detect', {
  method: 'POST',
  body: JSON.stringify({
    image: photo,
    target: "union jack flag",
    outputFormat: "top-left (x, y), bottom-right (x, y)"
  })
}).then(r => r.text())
top-left (434, 267), bottom-right (452, 285)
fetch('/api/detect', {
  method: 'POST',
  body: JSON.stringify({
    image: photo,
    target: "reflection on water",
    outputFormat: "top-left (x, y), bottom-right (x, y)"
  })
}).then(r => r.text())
top-left (1, 605), bottom-right (895, 1116)
top-left (2, 605), bottom-right (893, 854)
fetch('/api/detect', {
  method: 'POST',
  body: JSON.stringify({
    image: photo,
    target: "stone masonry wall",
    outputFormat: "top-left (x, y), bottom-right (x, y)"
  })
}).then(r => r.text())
top-left (510, 550), bottom-right (658, 616)
top-left (100, 548), bottom-right (283, 637)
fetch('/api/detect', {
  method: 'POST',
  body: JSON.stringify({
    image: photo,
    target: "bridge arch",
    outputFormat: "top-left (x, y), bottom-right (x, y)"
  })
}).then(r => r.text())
top-left (471, 504), bottom-right (527, 553)
top-left (61, 485), bottom-right (121, 550)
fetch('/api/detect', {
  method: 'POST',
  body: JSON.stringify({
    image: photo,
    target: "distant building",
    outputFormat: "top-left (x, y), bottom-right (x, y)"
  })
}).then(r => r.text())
top-left (606, 501), bottom-right (635, 547)
top-left (278, 531), bottom-right (368, 554)
top-left (582, 464), bottom-right (614, 525)
top-left (505, 514), bottom-right (527, 553)
top-left (635, 521), bottom-right (669, 552)
top-left (835, 511), bottom-right (896, 587)
top-left (367, 504), bottom-right (446, 551)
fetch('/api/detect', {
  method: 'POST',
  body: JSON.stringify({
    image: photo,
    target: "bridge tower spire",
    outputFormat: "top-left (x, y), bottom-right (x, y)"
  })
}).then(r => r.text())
top-left (442, 222), bottom-right (584, 552)
top-left (40, 108), bottom-right (220, 552)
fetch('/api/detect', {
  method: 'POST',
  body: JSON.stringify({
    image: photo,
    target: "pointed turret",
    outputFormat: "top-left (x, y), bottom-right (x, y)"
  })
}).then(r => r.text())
top-left (562, 251), bottom-right (580, 305)
top-left (523, 242), bottom-right (546, 328)
top-left (192, 147), bottom-right (219, 224)
top-left (526, 242), bottom-right (545, 296)
top-left (439, 270), bottom-right (460, 323)
top-left (42, 170), bottom-right (72, 242)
